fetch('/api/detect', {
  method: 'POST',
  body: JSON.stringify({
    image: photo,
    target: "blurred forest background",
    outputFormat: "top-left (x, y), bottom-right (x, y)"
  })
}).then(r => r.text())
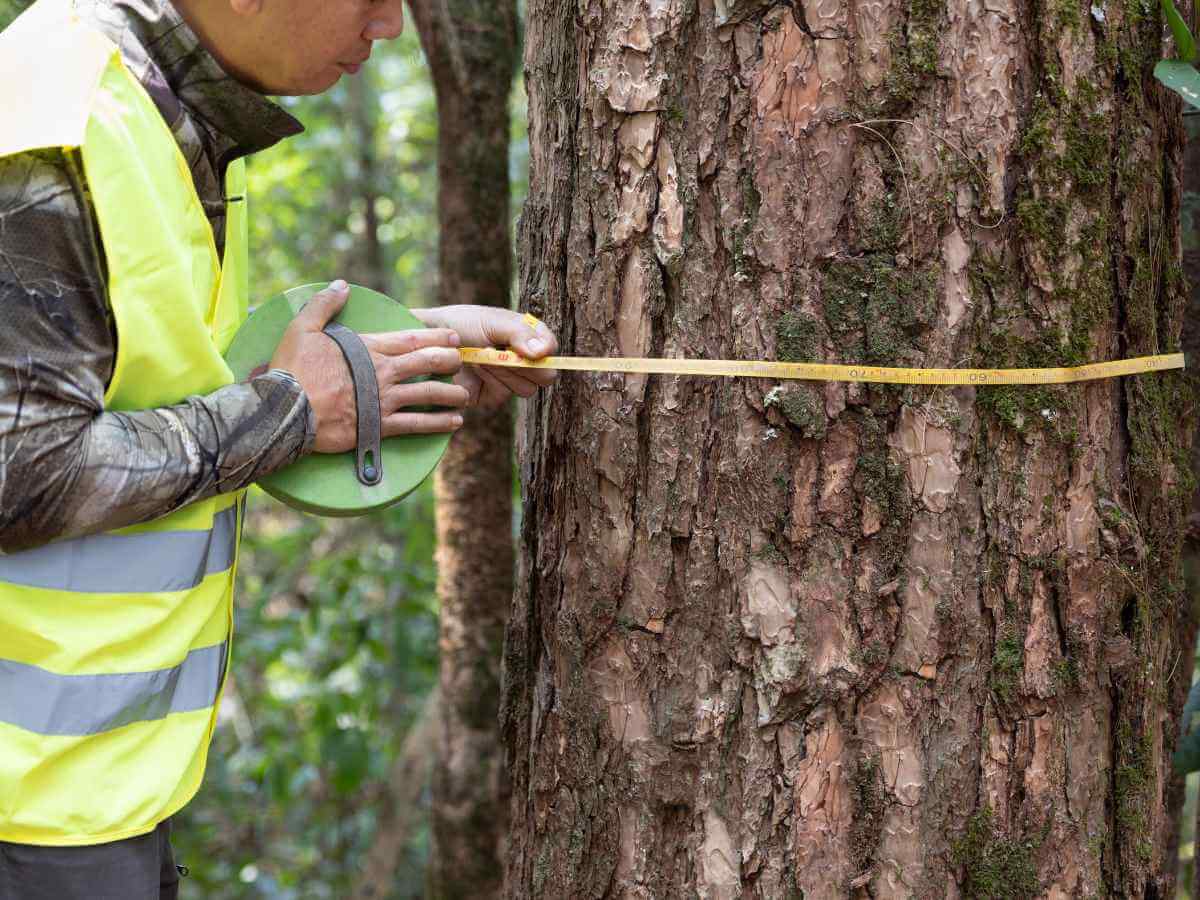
top-left (1, 0), bottom-right (1199, 896)
top-left (0, 1), bottom-right (526, 895)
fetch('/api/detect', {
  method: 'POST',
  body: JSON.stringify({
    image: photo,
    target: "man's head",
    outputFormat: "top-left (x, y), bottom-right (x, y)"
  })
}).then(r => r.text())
top-left (171, 0), bottom-right (406, 96)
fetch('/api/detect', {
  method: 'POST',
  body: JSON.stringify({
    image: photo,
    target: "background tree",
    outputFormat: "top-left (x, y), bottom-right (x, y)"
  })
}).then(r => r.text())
top-left (504, 1), bottom-right (1196, 898)
top-left (404, 2), bottom-right (521, 897)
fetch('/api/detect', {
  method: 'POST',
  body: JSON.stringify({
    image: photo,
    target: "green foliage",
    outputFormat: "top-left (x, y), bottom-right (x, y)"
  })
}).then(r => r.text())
top-left (173, 490), bottom-right (441, 899)
top-left (1174, 678), bottom-right (1200, 773)
top-left (246, 38), bottom-right (439, 303)
top-left (0, 0), bottom-right (30, 29)
top-left (1163, 0), bottom-right (1198, 63)
top-left (1156, 0), bottom-right (1200, 107)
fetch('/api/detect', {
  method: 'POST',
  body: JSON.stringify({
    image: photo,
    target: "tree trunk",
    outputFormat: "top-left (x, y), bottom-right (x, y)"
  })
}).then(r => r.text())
top-left (346, 71), bottom-right (389, 295)
top-left (505, 1), bottom-right (1196, 897)
top-left (406, 1), bottom-right (519, 897)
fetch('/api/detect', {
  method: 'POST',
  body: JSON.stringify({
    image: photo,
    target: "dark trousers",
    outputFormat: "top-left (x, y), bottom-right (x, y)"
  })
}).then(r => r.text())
top-left (0, 820), bottom-right (181, 900)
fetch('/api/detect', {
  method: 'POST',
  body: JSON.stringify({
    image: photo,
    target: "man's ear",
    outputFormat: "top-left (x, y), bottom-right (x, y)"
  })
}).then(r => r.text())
top-left (229, 0), bottom-right (263, 15)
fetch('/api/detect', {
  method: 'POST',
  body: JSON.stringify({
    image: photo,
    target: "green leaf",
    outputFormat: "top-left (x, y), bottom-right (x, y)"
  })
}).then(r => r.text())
top-left (1155, 59), bottom-right (1200, 110)
top-left (1173, 678), bottom-right (1200, 774)
top-left (1163, 0), bottom-right (1198, 62)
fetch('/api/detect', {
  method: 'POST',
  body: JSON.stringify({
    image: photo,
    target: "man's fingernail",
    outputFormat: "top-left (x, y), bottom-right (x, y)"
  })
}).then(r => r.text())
top-left (448, 332), bottom-right (461, 346)
top-left (452, 415), bottom-right (464, 427)
top-left (329, 279), bottom-right (348, 292)
top-left (527, 338), bottom-right (545, 354)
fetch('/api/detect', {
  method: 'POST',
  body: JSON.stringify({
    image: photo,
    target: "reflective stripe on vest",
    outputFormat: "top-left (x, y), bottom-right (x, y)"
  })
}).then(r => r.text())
top-left (0, 641), bottom-right (229, 737)
top-left (0, 506), bottom-right (237, 594)
top-left (0, 0), bottom-right (249, 848)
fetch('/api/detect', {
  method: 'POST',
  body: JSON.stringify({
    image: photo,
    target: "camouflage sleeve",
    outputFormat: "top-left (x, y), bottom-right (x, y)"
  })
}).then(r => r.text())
top-left (0, 148), bottom-right (317, 554)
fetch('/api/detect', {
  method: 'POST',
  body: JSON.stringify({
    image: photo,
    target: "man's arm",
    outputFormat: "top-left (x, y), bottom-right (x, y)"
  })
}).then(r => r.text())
top-left (0, 149), bottom-right (315, 553)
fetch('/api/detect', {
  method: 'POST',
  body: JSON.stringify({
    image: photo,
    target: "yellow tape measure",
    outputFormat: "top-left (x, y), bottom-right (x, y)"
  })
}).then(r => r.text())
top-left (459, 348), bottom-right (1185, 386)
top-left (465, 313), bottom-right (1187, 385)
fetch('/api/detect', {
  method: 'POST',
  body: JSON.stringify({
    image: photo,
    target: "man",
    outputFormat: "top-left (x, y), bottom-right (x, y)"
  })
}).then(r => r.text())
top-left (0, 0), bottom-right (556, 896)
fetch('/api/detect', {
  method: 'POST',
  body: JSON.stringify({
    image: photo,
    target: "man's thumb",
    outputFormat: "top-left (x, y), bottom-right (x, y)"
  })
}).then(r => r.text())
top-left (295, 280), bottom-right (350, 330)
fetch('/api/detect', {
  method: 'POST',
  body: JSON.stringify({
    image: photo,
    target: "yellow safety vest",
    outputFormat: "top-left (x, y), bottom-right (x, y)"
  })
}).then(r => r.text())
top-left (0, 0), bottom-right (249, 846)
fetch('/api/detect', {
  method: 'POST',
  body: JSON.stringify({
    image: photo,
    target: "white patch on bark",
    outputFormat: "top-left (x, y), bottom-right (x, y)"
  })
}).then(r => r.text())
top-left (895, 406), bottom-right (961, 513)
top-left (852, 0), bottom-right (899, 90)
top-left (941, 226), bottom-right (972, 332)
top-left (591, 638), bottom-right (654, 746)
top-left (1064, 446), bottom-right (1100, 555)
top-left (613, 112), bottom-right (661, 244)
top-left (618, 251), bottom-right (653, 399)
top-left (861, 684), bottom-right (926, 897)
top-left (792, 715), bottom-right (855, 899)
top-left (945, 0), bottom-right (1021, 214)
top-left (698, 809), bottom-right (741, 900)
top-left (653, 136), bottom-right (683, 265)
top-left (740, 559), bottom-right (794, 644)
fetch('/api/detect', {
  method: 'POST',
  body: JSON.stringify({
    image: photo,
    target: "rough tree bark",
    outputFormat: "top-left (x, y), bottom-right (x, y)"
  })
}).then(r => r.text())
top-left (504, 1), bottom-right (1196, 897)
top-left (406, 1), bottom-right (519, 897)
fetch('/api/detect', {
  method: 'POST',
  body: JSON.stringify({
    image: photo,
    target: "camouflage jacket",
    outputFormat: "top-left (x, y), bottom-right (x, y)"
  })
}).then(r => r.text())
top-left (0, 0), bottom-right (316, 553)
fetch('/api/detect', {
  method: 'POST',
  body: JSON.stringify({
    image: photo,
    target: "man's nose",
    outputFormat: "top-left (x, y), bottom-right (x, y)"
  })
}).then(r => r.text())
top-left (364, 1), bottom-right (405, 41)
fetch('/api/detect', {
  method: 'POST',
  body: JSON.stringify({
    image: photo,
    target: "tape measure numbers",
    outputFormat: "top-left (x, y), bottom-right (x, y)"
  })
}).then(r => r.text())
top-left (459, 348), bottom-right (1186, 386)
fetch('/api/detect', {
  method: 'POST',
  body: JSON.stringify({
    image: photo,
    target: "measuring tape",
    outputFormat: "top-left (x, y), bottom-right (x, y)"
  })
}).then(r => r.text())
top-left (459, 348), bottom-right (1186, 386)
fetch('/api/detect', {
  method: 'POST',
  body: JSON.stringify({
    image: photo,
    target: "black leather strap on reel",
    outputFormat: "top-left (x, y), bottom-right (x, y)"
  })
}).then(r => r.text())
top-left (322, 323), bottom-right (383, 486)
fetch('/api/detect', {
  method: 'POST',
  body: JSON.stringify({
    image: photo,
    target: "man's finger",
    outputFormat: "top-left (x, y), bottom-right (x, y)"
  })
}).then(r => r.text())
top-left (483, 311), bottom-right (558, 359)
top-left (388, 346), bottom-right (464, 382)
top-left (475, 362), bottom-right (539, 399)
top-left (292, 280), bottom-right (350, 331)
top-left (383, 380), bottom-right (471, 414)
top-left (470, 362), bottom-right (528, 407)
top-left (363, 328), bottom-right (460, 357)
top-left (453, 369), bottom-right (484, 407)
top-left (516, 313), bottom-right (559, 358)
top-left (382, 410), bottom-right (465, 436)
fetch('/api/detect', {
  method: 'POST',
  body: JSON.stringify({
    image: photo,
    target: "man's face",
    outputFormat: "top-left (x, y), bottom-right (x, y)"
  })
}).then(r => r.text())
top-left (248, 0), bottom-right (406, 95)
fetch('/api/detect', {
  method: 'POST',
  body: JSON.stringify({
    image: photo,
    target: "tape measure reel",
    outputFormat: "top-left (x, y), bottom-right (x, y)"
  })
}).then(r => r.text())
top-left (224, 283), bottom-right (452, 517)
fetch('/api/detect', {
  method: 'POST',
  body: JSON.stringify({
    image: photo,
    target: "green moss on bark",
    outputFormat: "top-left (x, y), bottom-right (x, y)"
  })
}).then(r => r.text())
top-left (766, 385), bottom-right (827, 439)
top-left (821, 256), bottom-right (937, 365)
top-left (952, 807), bottom-right (1040, 899)
top-left (849, 755), bottom-right (885, 873)
top-left (775, 312), bottom-right (820, 362)
top-left (990, 629), bottom-right (1024, 703)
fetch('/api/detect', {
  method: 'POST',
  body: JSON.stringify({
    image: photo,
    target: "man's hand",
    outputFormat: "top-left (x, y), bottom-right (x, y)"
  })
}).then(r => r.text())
top-left (270, 281), bottom-right (469, 453)
top-left (411, 305), bottom-right (559, 409)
